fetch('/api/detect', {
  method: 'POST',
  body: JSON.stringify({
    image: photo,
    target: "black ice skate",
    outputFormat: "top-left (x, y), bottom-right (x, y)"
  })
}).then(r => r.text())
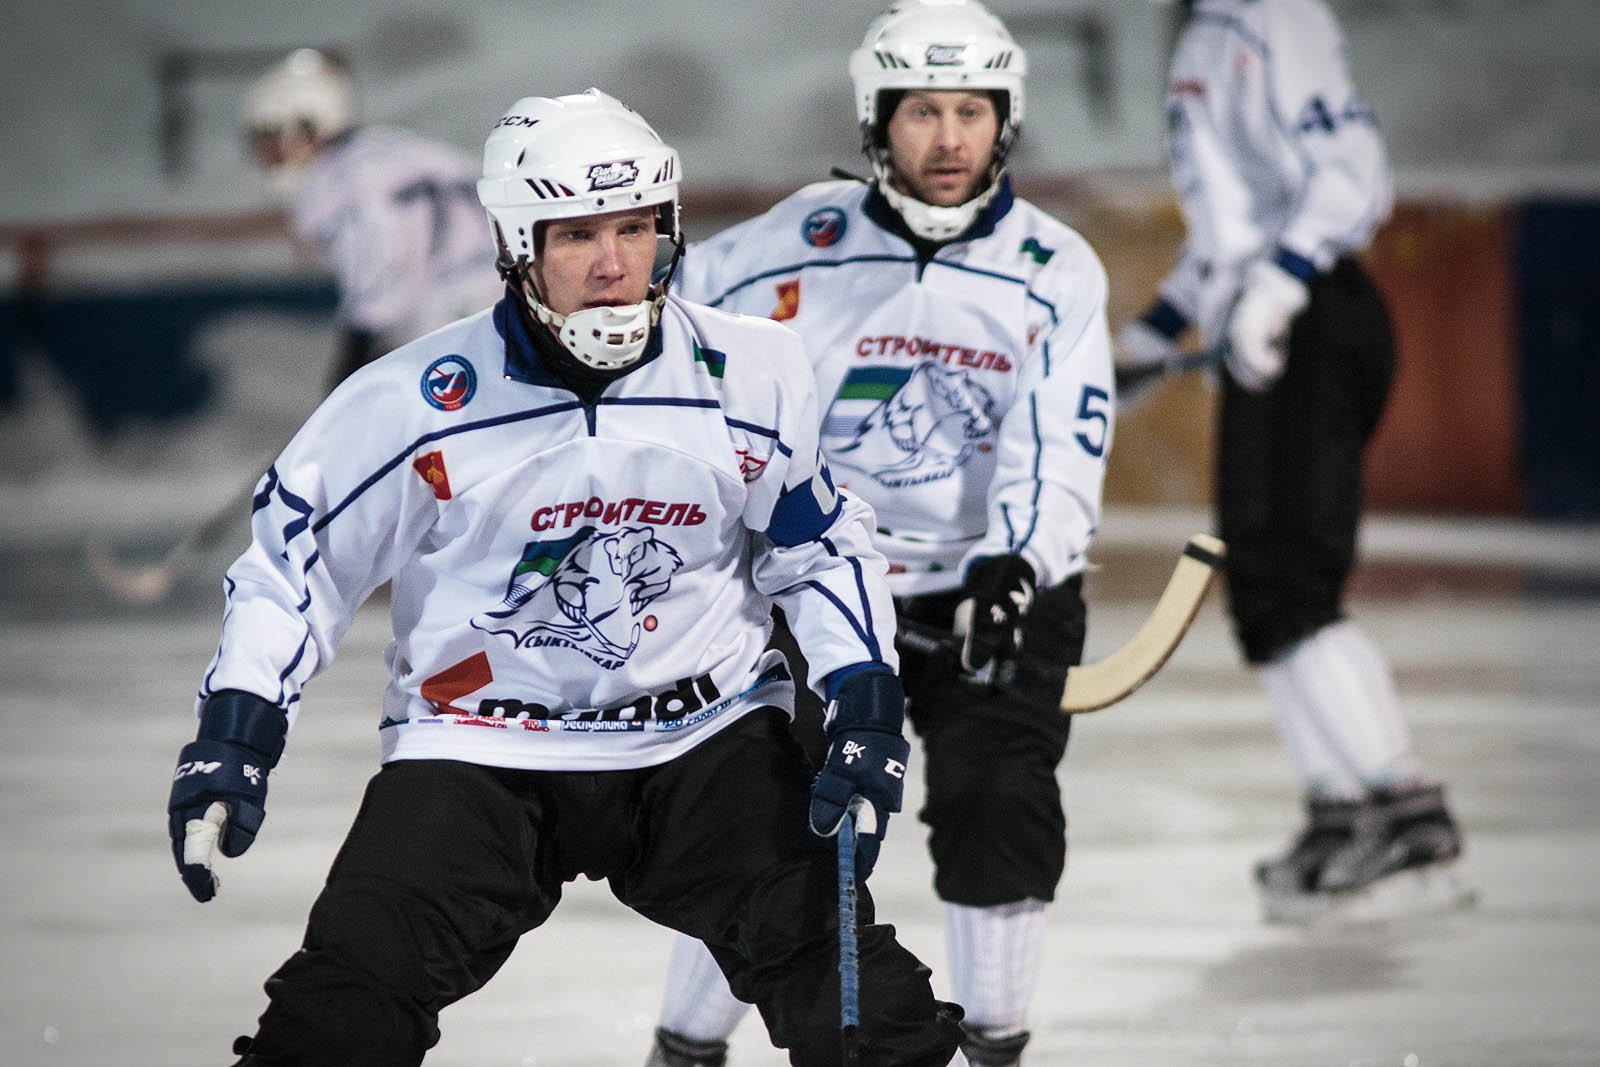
top-left (1254, 793), bottom-right (1361, 924)
top-left (1313, 782), bottom-right (1476, 920)
top-left (644, 1027), bottom-right (729, 1067)
top-left (959, 1024), bottom-right (1030, 1067)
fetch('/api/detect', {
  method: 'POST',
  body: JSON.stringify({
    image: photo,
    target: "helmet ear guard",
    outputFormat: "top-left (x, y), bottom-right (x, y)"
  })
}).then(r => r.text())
top-left (478, 88), bottom-right (684, 371)
top-left (847, 0), bottom-right (1027, 240)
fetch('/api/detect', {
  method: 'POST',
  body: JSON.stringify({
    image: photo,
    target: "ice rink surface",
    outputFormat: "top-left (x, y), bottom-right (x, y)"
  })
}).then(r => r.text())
top-left (2, 510), bottom-right (1596, 1067)
top-left (3, 342), bottom-right (1599, 1066)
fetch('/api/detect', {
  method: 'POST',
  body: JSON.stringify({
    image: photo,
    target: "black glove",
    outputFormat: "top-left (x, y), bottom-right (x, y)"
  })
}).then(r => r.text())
top-left (167, 690), bottom-right (288, 902)
top-left (954, 554), bottom-right (1036, 675)
top-left (809, 668), bottom-right (910, 881)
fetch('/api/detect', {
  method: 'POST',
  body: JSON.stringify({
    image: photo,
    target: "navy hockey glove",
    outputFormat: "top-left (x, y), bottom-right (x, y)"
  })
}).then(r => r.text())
top-left (809, 667), bottom-right (910, 881)
top-left (953, 554), bottom-right (1036, 677)
top-left (167, 690), bottom-right (288, 902)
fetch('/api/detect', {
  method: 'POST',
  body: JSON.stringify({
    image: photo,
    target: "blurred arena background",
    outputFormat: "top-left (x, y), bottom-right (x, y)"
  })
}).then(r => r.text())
top-left (4, 5), bottom-right (1600, 1065)
top-left (3, 0), bottom-right (1598, 523)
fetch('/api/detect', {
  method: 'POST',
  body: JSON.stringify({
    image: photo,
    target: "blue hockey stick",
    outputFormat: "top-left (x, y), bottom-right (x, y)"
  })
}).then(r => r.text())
top-left (837, 800), bottom-right (872, 1065)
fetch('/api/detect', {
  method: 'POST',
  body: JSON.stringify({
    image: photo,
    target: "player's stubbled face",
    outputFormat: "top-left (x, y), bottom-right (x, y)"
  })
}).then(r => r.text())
top-left (885, 90), bottom-right (999, 208)
top-left (534, 206), bottom-right (658, 315)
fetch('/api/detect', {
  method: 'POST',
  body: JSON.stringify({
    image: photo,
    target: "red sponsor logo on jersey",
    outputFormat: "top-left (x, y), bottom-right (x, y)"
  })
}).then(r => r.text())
top-left (413, 450), bottom-right (453, 500)
top-left (455, 715), bottom-right (510, 729)
top-left (529, 497), bottom-right (708, 531)
top-left (772, 279), bottom-right (800, 322)
top-left (1172, 78), bottom-right (1205, 100)
top-left (735, 448), bottom-right (769, 482)
top-left (855, 334), bottom-right (1014, 372)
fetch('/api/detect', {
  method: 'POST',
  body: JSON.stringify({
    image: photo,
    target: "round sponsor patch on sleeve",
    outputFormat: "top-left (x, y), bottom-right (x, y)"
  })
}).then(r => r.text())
top-left (801, 207), bottom-right (847, 248)
top-left (422, 355), bottom-right (477, 411)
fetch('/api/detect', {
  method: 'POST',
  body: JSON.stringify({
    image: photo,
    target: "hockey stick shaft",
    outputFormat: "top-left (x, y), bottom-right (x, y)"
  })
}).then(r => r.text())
top-left (85, 469), bottom-right (265, 605)
top-left (837, 804), bottom-right (861, 1065)
top-left (895, 533), bottom-right (1225, 714)
top-left (1114, 345), bottom-right (1223, 394)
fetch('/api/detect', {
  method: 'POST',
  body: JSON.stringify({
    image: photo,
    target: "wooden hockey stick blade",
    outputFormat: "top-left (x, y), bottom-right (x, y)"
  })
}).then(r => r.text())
top-left (85, 478), bottom-right (260, 605)
top-left (1059, 533), bottom-right (1225, 712)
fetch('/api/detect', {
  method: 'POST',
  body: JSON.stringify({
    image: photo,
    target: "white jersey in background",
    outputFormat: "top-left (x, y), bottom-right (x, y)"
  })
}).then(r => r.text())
top-left (292, 126), bottom-right (503, 343)
top-left (198, 295), bottom-right (897, 771)
top-left (676, 177), bottom-right (1114, 598)
top-left (1158, 0), bottom-right (1394, 342)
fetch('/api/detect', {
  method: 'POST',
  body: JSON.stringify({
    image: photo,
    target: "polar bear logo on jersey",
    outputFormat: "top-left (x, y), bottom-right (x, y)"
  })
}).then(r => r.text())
top-left (829, 362), bottom-right (997, 488)
top-left (472, 525), bottom-right (683, 669)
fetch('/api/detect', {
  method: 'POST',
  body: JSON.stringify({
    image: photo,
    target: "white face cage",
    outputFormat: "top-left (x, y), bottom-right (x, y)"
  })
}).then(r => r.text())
top-left (478, 88), bottom-right (683, 371)
top-left (847, 0), bottom-right (1027, 240)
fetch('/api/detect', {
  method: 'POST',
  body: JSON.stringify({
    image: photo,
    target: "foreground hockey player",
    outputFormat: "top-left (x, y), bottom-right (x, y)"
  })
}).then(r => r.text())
top-left (242, 47), bottom-right (500, 387)
top-left (647, 2), bottom-right (1115, 1064)
top-left (167, 88), bottom-right (968, 1067)
top-left (1117, 0), bottom-right (1471, 922)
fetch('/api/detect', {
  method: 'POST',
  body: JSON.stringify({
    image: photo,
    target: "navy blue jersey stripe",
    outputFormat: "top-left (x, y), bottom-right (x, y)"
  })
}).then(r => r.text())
top-left (313, 400), bottom-right (585, 535)
top-left (707, 254), bottom-right (915, 307)
top-left (802, 578), bottom-right (880, 662)
top-left (842, 546), bottom-right (883, 662)
top-left (1013, 395), bottom-right (1044, 552)
top-left (597, 396), bottom-right (721, 410)
top-left (712, 252), bottom-right (1063, 331)
top-left (821, 534), bottom-right (883, 662)
top-left (278, 635), bottom-right (311, 702)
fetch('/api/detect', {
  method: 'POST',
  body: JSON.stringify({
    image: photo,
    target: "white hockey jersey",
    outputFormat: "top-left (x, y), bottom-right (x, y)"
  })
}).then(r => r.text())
top-left (1158, 0), bottom-right (1394, 342)
top-left (675, 177), bottom-right (1113, 597)
top-left (198, 296), bottom-right (897, 772)
top-left (292, 126), bottom-right (503, 343)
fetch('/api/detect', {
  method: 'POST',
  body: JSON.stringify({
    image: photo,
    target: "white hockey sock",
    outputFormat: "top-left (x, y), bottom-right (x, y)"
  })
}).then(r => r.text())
top-left (944, 899), bottom-right (1048, 1037)
top-left (1261, 655), bottom-right (1363, 799)
top-left (1271, 620), bottom-right (1422, 788)
top-left (657, 933), bottom-right (750, 1043)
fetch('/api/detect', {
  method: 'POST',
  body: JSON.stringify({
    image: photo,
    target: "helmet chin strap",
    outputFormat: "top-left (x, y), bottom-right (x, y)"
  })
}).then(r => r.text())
top-left (865, 128), bottom-right (1009, 243)
top-left (518, 237), bottom-right (682, 373)
top-left (525, 289), bottom-right (660, 373)
top-left (874, 161), bottom-right (1004, 242)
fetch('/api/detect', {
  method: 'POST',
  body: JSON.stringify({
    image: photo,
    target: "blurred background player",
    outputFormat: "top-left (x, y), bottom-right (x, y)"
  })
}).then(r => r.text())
top-left (241, 47), bottom-right (500, 387)
top-left (645, 2), bottom-right (1115, 1064)
top-left (169, 87), bottom-right (969, 1067)
top-left (1116, 0), bottom-right (1471, 922)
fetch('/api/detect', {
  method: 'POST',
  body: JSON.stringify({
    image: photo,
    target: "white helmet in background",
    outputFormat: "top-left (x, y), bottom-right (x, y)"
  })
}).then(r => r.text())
top-left (848, 0), bottom-right (1027, 240)
top-left (241, 49), bottom-right (354, 189)
top-left (478, 88), bottom-right (683, 372)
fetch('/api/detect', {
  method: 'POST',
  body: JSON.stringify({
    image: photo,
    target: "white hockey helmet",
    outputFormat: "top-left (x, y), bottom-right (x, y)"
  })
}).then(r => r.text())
top-left (241, 49), bottom-right (354, 179)
top-left (478, 88), bottom-right (683, 372)
top-left (847, 0), bottom-right (1027, 240)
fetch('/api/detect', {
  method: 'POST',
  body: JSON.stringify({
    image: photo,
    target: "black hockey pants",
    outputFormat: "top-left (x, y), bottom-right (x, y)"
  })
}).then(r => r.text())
top-left (237, 710), bottom-right (961, 1067)
top-left (1218, 256), bottom-right (1396, 664)
top-left (895, 576), bottom-right (1085, 907)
